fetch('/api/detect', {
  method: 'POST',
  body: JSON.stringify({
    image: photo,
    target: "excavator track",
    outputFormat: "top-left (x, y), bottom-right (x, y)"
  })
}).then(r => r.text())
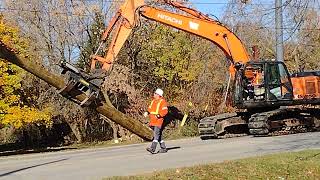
top-left (248, 108), bottom-right (320, 136)
top-left (199, 108), bottom-right (320, 140)
top-left (198, 112), bottom-right (249, 140)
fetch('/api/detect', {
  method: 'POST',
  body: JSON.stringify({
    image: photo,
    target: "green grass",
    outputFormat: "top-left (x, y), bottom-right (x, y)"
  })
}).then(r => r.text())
top-left (106, 149), bottom-right (320, 180)
top-left (164, 121), bottom-right (199, 140)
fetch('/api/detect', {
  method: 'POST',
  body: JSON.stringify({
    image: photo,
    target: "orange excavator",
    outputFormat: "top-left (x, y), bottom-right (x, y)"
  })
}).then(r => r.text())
top-left (59, 0), bottom-right (320, 139)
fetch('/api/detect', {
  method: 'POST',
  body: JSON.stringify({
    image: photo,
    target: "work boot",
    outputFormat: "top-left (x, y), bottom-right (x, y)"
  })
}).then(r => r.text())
top-left (146, 141), bottom-right (157, 154)
top-left (158, 148), bottom-right (168, 153)
top-left (146, 147), bottom-right (156, 154)
top-left (159, 141), bottom-right (167, 153)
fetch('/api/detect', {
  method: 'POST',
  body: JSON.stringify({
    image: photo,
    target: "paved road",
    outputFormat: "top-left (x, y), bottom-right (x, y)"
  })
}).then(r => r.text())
top-left (0, 132), bottom-right (320, 180)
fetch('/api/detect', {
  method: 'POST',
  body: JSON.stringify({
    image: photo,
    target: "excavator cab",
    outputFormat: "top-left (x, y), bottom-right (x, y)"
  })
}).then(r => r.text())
top-left (235, 61), bottom-right (294, 109)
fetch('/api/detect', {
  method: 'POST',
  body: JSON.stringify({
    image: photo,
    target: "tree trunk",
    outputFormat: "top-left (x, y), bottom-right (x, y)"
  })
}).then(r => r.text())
top-left (69, 122), bottom-right (83, 143)
top-left (0, 41), bottom-right (153, 141)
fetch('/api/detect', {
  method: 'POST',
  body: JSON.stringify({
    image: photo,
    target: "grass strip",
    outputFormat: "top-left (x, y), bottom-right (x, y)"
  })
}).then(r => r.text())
top-left (107, 149), bottom-right (320, 180)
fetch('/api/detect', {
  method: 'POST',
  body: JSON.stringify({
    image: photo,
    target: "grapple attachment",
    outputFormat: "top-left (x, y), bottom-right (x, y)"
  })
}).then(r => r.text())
top-left (59, 62), bottom-right (101, 107)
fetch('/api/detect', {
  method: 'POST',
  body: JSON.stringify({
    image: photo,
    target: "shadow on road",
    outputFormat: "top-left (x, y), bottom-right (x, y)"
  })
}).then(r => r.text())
top-left (167, 146), bottom-right (181, 151)
top-left (0, 158), bottom-right (68, 177)
top-left (0, 147), bottom-right (77, 157)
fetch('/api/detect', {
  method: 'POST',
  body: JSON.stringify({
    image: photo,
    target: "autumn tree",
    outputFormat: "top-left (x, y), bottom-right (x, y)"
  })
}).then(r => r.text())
top-left (2, 0), bottom-right (122, 143)
top-left (285, 5), bottom-right (320, 71)
top-left (0, 18), bottom-right (52, 130)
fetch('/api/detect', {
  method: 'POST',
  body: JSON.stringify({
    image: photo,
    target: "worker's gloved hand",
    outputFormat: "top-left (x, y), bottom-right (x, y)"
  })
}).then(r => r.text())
top-left (156, 114), bottom-right (161, 119)
top-left (143, 112), bottom-right (149, 117)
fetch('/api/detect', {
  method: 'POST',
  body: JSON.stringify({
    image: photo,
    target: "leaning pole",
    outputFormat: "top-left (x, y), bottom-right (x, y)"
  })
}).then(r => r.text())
top-left (0, 41), bottom-right (153, 141)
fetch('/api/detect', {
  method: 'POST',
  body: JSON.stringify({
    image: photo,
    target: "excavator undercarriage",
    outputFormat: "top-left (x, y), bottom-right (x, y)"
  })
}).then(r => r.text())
top-left (198, 112), bottom-right (248, 139)
top-left (248, 107), bottom-right (320, 136)
top-left (199, 107), bottom-right (320, 139)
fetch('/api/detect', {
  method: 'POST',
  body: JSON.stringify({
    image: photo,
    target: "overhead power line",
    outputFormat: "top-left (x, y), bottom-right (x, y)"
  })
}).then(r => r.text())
top-left (0, 7), bottom-right (93, 17)
top-left (2, 6), bottom-right (319, 31)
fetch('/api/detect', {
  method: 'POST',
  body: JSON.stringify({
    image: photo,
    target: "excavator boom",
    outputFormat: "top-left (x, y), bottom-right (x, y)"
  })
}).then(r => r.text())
top-left (139, 6), bottom-right (249, 63)
top-left (91, 0), bottom-right (144, 71)
top-left (90, 0), bottom-right (250, 75)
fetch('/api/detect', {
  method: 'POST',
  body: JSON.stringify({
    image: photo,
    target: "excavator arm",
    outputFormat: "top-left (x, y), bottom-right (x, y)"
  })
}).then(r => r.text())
top-left (90, 0), bottom-right (250, 74)
top-left (57, 0), bottom-right (250, 107)
top-left (90, 0), bottom-right (144, 71)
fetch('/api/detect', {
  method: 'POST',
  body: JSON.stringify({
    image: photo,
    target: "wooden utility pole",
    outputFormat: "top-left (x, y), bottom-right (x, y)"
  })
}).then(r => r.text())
top-left (0, 41), bottom-right (153, 141)
top-left (275, 0), bottom-right (284, 62)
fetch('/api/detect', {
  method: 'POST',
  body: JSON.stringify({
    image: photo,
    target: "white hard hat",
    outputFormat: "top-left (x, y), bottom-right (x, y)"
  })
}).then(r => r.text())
top-left (155, 88), bottom-right (164, 96)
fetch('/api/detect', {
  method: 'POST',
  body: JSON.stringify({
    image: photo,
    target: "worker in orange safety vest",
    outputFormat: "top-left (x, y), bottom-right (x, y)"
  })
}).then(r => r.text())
top-left (144, 88), bottom-right (168, 154)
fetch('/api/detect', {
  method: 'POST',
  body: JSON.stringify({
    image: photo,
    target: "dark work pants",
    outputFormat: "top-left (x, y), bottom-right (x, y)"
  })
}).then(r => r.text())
top-left (153, 126), bottom-right (163, 142)
top-left (149, 126), bottom-right (166, 150)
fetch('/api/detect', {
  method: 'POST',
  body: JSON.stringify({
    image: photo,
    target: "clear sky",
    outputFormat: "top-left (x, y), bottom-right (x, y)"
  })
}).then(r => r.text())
top-left (190, 0), bottom-right (274, 18)
top-left (190, 0), bottom-right (227, 18)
